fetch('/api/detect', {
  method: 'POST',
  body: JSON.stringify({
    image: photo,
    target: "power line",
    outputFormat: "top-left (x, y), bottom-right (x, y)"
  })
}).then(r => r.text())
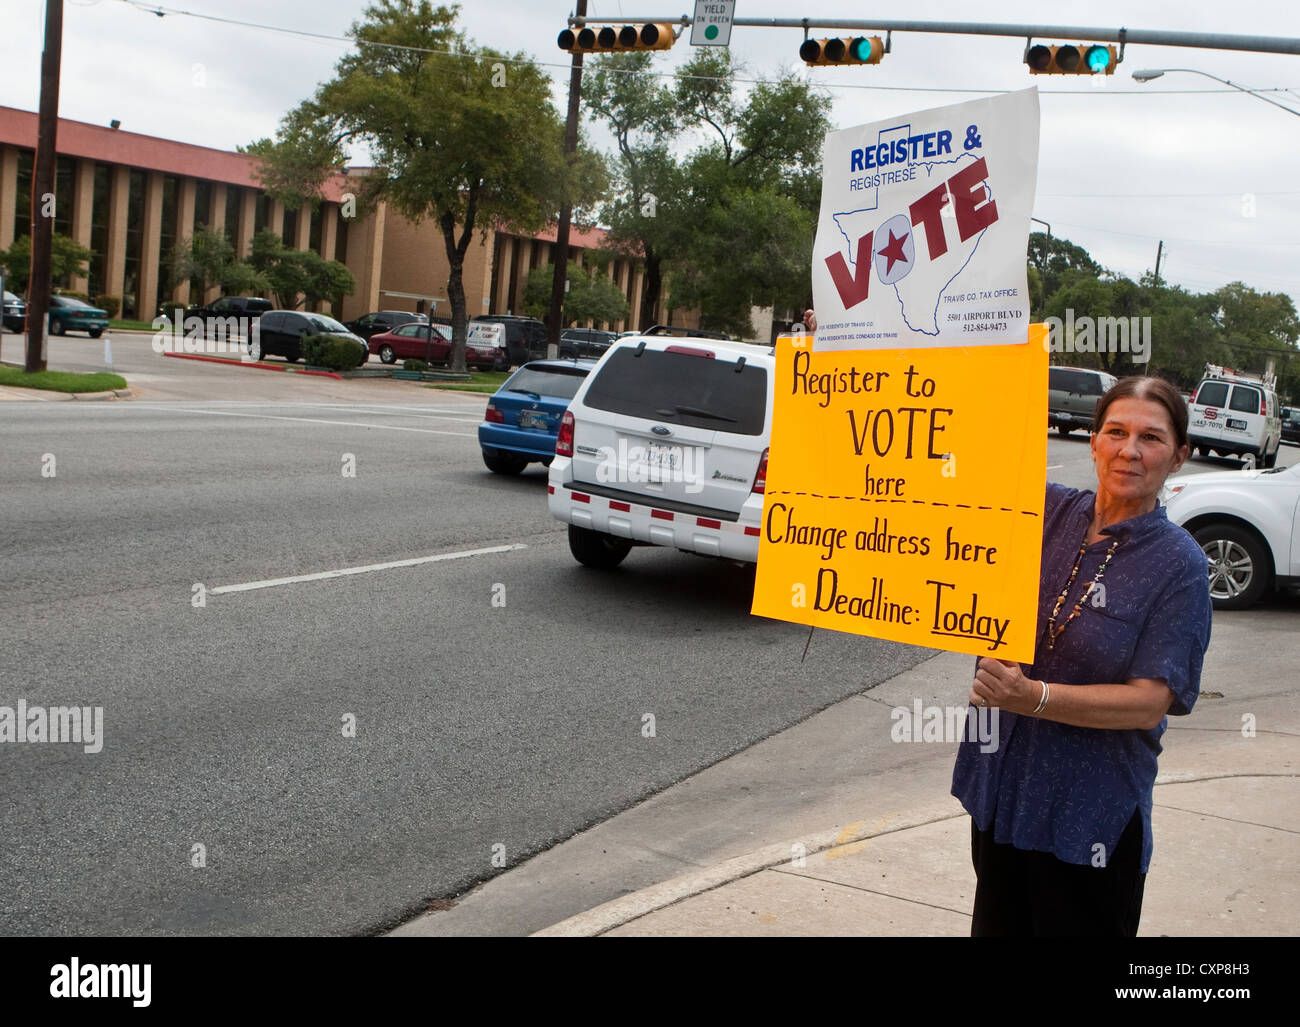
top-left (113, 1), bottom-right (1300, 97)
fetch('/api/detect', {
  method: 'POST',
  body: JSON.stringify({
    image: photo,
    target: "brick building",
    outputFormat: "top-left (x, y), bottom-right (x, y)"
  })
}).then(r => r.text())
top-left (0, 106), bottom-right (666, 331)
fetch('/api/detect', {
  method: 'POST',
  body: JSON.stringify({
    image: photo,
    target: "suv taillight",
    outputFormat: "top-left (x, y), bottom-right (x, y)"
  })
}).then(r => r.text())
top-left (485, 403), bottom-right (504, 424)
top-left (556, 411), bottom-right (575, 456)
top-left (752, 447), bottom-right (769, 494)
top-left (1260, 395), bottom-right (1267, 415)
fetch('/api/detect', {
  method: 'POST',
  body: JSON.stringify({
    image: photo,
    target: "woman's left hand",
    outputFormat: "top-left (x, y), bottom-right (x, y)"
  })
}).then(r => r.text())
top-left (970, 658), bottom-right (1043, 715)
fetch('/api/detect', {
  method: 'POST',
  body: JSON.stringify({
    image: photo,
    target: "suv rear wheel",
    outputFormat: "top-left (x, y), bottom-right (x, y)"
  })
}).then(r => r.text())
top-left (1193, 522), bottom-right (1272, 610)
top-left (568, 525), bottom-right (632, 570)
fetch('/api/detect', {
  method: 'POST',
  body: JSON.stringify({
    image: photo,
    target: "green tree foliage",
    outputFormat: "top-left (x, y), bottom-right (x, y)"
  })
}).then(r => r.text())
top-left (585, 49), bottom-right (831, 337)
top-left (244, 1), bottom-right (603, 371)
top-left (1033, 233), bottom-right (1299, 395)
top-left (165, 226), bottom-right (265, 302)
top-left (0, 233), bottom-right (94, 292)
top-left (521, 262), bottom-right (629, 326)
top-left (248, 230), bottom-right (355, 309)
top-left (1028, 231), bottom-right (1103, 298)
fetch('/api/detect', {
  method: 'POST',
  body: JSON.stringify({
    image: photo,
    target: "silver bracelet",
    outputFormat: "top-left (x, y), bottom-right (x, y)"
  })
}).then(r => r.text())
top-left (1032, 679), bottom-right (1050, 715)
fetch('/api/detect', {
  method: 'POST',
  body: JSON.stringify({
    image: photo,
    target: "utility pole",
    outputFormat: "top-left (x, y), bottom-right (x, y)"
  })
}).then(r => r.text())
top-left (27, 0), bottom-right (63, 373)
top-left (547, 0), bottom-right (587, 359)
top-left (1154, 239), bottom-right (1164, 284)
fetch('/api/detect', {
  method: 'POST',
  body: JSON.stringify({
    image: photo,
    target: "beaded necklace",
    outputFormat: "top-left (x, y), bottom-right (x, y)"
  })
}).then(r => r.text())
top-left (1046, 528), bottom-right (1121, 650)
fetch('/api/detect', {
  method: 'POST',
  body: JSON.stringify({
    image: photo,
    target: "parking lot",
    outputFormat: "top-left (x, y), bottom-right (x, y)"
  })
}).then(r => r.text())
top-left (1, 339), bottom-right (1295, 934)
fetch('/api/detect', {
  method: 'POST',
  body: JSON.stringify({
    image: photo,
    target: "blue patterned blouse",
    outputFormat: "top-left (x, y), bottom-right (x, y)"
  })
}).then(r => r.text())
top-left (951, 482), bottom-right (1213, 873)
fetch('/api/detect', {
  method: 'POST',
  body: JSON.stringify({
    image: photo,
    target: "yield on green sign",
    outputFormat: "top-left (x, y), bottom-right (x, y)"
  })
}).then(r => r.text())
top-left (691, 0), bottom-right (735, 47)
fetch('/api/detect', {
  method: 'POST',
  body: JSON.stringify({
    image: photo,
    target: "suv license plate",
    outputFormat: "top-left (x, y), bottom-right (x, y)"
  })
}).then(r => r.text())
top-left (645, 442), bottom-right (680, 470)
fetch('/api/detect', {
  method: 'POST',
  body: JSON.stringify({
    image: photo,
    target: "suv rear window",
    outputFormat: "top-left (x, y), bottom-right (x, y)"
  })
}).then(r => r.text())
top-left (1195, 382), bottom-right (1230, 407)
top-left (583, 348), bottom-right (767, 435)
top-left (1049, 368), bottom-right (1105, 395)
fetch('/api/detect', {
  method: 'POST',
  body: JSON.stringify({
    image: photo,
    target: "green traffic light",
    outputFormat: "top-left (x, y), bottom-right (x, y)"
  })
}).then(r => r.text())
top-left (1085, 45), bottom-right (1111, 72)
top-left (849, 37), bottom-right (874, 62)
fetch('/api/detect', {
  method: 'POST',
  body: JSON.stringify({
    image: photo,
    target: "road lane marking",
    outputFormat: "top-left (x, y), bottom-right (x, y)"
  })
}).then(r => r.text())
top-left (211, 543), bottom-right (528, 595)
top-left (165, 406), bottom-right (476, 436)
top-left (1047, 465), bottom-right (1063, 470)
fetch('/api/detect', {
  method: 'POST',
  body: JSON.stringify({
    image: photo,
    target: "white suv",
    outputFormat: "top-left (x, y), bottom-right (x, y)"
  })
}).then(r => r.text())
top-left (1188, 364), bottom-right (1282, 467)
top-left (547, 333), bottom-right (775, 569)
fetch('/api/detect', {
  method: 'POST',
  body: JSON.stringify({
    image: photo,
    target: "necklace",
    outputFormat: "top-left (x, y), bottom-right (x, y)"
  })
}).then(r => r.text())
top-left (1046, 528), bottom-right (1121, 650)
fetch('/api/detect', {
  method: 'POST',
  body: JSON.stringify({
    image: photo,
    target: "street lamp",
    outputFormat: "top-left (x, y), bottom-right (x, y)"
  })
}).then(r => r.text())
top-left (1132, 67), bottom-right (1300, 117)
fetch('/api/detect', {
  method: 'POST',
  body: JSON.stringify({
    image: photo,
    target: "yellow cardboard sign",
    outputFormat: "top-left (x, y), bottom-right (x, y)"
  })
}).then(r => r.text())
top-left (751, 327), bottom-right (1048, 662)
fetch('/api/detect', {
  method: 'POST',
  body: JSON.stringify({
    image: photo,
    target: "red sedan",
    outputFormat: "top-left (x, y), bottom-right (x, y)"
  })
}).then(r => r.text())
top-left (368, 323), bottom-right (508, 370)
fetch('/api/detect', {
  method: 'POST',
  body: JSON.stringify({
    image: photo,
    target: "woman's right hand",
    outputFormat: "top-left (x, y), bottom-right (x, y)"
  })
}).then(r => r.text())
top-left (803, 309), bottom-right (817, 332)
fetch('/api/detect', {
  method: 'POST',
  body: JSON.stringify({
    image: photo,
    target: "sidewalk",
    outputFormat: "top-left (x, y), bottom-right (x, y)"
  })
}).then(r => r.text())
top-left (394, 612), bottom-right (1299, 938)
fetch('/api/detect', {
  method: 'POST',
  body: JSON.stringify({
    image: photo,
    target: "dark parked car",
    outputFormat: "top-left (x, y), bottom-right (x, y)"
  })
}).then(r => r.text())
top-left (472, 315), bottom-right (547, 366)
top-left (1282, 407), bottom-right (1300, 446)
top-left (345, 310), bottom-right (426, 341)
top-left (253, 310), bottom-right (367, 363)
top-left (559, 327), bottom-right (617, 359)
top-left (182, 299), bottom-right (273, 340)
top-left (48, 295), bottom-right (109, 337)
top-left (478, 359), bottom-right (598, 474)
top-left (2, 290), bottom-right (25, 332)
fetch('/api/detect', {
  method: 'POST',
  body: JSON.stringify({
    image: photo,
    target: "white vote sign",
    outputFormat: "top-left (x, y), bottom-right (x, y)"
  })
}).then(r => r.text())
top-left (691, 0), bottom-right (736, 47)
top-left (811, 88), bottom-right (1040, 351)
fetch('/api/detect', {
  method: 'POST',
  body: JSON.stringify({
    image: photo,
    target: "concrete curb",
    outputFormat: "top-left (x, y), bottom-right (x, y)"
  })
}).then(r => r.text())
top-left (69, 388), bottom-right (133, 401)
top-left (532, 802), bottom-right (964, 937)
top-left (162, 351), bottom-right (343, 379)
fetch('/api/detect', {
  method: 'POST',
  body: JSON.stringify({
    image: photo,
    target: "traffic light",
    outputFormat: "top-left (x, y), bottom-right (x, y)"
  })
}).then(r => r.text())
top-left (800, 36), bottom-right (886, 66)
top-left (558, 23), bottom-right (677, 53)
top-left (1025, 42), bottom-right (1118, 75)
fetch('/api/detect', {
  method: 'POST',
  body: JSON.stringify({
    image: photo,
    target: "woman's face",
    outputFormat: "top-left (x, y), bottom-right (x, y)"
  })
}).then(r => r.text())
top-left (1090, 396), bottom-right (1189, 508)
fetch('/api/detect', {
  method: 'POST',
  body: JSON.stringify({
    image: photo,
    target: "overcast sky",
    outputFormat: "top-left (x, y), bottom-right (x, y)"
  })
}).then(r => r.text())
top-left (6, 0), bottom-right (1299, 309)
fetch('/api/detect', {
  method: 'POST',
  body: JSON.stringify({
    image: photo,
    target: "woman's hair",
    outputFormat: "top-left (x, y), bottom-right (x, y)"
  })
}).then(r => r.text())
top-left (1094, 376), bottom-right (1189, 449)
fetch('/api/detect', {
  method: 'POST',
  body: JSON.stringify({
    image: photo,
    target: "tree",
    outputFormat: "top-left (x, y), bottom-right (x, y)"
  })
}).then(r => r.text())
top-left (247, 229), bottom-right (355, 310)
top-left (521, 262), bottom-right (629, 327)
top-left (165, 226), bottom-right (266, 303)
top-left (245, 1), bottom-right (603, 371)
top-left (585, 49), bottom-right (831, 336)
top-left (583, 51), bottom-right (683, 332)
top-left (1028, 231), bottom-right (1103, 297)
top-left (0, 233), bottom-right (93, 292)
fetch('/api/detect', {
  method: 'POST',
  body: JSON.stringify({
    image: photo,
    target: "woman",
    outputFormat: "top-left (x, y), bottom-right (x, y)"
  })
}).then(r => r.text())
top-left (802, 311), bottom-right (1212, 936)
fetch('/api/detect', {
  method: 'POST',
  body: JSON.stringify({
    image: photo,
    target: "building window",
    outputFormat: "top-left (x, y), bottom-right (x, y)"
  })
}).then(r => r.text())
top-left (52, 156), bottom-right (76, 241)
top-left (13, 149), bottom-right (33, 240)
top-left (224, 187), bottom-right (240, 245)
top-left (193, 180), bottom-right (212, 231)
top-left (87, 163), bottom-right (111, 300)
top-left (282, 206), bottom-right (297, 247)
top-left (309, 204), bottom-right (323, 254)
top-left (156, 174), bottom-right (180, 311)
top-left (335, 210), bottom-right (349, 265)
top-left (122, 169), bottom-right (146, 320)
top-left (254, 193), bottom-right (271, 234)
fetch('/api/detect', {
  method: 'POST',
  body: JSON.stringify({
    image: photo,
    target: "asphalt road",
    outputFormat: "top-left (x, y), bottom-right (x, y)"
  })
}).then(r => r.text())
top-left (1, 343), bottom-right (1294, 935)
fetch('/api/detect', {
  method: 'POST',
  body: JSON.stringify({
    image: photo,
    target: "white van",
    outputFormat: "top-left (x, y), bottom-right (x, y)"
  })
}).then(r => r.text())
top-left (547, 333), bottom-right (775, 568)
top-left (1188, 364), bottom-right (1282, 467)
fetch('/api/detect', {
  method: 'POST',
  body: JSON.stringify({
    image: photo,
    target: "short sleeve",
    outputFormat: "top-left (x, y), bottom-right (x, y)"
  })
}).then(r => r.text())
top-left (1126, 562), bottom-right (1212, 716)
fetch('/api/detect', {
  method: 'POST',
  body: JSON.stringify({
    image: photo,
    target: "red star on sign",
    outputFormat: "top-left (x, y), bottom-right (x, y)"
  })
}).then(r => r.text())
top-left (878, 229), bottom-right (910, 274)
